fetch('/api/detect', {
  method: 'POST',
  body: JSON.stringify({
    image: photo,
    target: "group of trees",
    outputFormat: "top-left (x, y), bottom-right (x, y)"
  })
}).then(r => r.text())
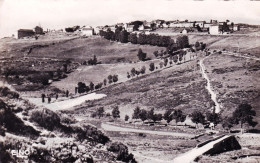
top-left (100, 27), bottom-right (190, 52)
top-left (127, 66), bottom-right (146, 78)
top-left (190, 103), bottom-right (257, 132)
top-left (77, 74), bottom-right (119, 94)
top-left (92, 106), bottom-right (120, 119)
top-left (129, 103), bottom-right (257, 132)
top-left (132, 107), bottom-right (185, 123)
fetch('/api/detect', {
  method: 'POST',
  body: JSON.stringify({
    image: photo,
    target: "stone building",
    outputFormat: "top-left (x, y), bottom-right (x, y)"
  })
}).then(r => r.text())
top-left (18, 29), bottom-right (35, 39)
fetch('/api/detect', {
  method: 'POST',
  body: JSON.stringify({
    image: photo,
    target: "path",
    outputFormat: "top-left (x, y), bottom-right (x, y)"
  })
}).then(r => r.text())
top-left (27, 93), bottom-right (106, 111)
top-left (101, 123), bottom-right (195, 138)
top-left (223, 51), bottom-right (260, 61)
top-left (199, 57), bottom-right (221, 113)
top-left (173, 135), bottom-right (230, 163)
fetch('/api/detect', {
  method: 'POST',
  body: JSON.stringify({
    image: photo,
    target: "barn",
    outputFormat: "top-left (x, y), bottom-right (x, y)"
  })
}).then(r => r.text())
top-left (18, 29), bottom-right (35, 39)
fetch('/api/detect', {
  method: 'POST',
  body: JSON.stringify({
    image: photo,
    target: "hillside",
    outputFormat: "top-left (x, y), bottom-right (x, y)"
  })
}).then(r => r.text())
top-left (1, 35), bottom-right (165, 63)
top-left (0, 86), bottom-right (136, 162)
top-left (171, 35), bottom-right (260, 58)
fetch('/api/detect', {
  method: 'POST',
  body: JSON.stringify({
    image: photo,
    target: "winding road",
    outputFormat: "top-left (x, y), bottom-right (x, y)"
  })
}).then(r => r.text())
top-left (101, 123), bottom-right (195, 138)
top-left (199, 57), bottom-right (221, 113)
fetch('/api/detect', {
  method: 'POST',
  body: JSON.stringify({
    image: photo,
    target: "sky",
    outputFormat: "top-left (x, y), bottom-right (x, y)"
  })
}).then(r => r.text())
top-left (0, 0), bottom-right (260, 38)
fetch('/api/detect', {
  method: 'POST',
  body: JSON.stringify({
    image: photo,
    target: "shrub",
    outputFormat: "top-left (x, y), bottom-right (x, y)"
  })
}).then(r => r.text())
top-left (75, 125), bottom-right (109, 144)
top-left (30, 109), bottom-right (61, 131)
top-left (0, 87), bottom-right (19, 99)
top-left (0, 99), bottom-right (39, 137)
top-left (60, 114), bottom-right (76, 125)
top-left (107, 142), bottom-right (136, 162)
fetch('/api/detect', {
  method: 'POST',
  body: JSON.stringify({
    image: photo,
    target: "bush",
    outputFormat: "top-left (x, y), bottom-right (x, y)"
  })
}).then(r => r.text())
top-left (0, 99), bottom-right (39, 137)
top-left (60, 114), bottom-right (76, 125)
top-left (0, 87), bottom-right (19, 99)
top-left (30, 109), bottom-right (61, 131)
top-left (75, 125), bottom-right (109, 144)
top-left (107, 142), bottom-right (136, 162)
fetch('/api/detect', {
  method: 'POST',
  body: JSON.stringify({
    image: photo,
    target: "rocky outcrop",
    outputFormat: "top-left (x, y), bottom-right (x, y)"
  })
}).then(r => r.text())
top-left (204, 135), bottom-right (241, 155)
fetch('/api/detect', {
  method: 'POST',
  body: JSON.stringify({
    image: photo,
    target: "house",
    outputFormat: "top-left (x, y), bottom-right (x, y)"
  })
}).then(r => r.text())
top-left (18, 29), bottom-right (35, 39)
top-left (34, 26), bottom-right (43, 34)
top-left (181, 29), bottom-right (188, 34)
top-left (81, 27), bottom-right (94, 36)
top-left (124, 24), bottom-right (134, 32)
top-left (171, 21), bottom-right (193, 28)
top-left (209, 25), bottom-right (220, 35)
top-left (138, 25), bottom-right (144, 31)
top-left (195, 21), bottom-right (205, 28)
top-left (233, 25), bottom-right (240, 31)
top-left (204, 23), bottom-right (213, 28)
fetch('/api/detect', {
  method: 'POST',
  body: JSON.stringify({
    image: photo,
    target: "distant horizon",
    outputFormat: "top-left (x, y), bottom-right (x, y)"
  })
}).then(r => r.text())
top-left (1, 0), bottom-right (260, 38)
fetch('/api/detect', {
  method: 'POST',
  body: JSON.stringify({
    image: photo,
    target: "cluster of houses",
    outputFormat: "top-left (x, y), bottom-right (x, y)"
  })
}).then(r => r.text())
top-left (95, 19), bottom-right (240, 35)
top-left (17, 19), bottom-right (240, 39)
top-left (18, 26), bottom-right (44, 39)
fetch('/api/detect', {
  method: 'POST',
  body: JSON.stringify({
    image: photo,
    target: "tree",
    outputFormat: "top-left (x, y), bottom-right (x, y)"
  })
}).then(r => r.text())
top-left (149, 63), bottom-right (155, 71)
top-left (159, 62), bottom-right (164, 68)
top-left (176, 35), bottom-right (189, 49)
top-left (103, 79), bottom-right (107, 86)
top-left (78, 82), bottom-right (87, 93)
top-left (164, 109), bottom-right (173, 123)
top-left (206, 112), bottom-right (221, 125)
top-left (164, 58), bottom-right (168, 67)
top-left (222, 117), bottom-right (234, 132)
top-left (137, 49), bottom-right (147, 61)
top-left (127, 72), bottom-right (131, 78)
top-left (108, 75), bottom-right (113, 84)
top-left (89, 82), bottom-right (94, 91)
top-left (173, 55), bottom-right (178, 64)
top-left (153, 51), bottom-right (159, 57)
top-left (132, 106), bottom-right (141, 119)
top-left (113, 75), bottom-right (118, 83)
top-left (195, 41), bottom-right (200, 51)
top-left (172, 110), bottom-right (186, 123)
top-left (112, 106), bottom-right (120, 119)
top-left (97, 107), bottom-right (105, 119)
top-left (191, 111), bottom-right (205, 128)
top-left (119, 30), bottom-right (129, 43)
top-left (140, 66), bottom-right (146, 74)
top-left (131, 68), bottom-right (136, 77)
top-left (128, 33), bottom-right (137, 44)
top-left (139, 109), bottom-right (147, 122)
top-left (147, 108), bottom-right (155, 121)
top-left (154, 113), bottom-right (163, 122)
top-left (125, 115), bottom-right (129, 121)
top-left (232, 103), bottom-right (257, 133)
top-left (62, 64), bottom-right (68, 73)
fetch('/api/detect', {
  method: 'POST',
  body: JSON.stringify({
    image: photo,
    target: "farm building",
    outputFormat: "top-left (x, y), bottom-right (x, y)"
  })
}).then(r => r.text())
top-left (34, 26), bottom-right (43, 34)
top-left (81, 27), bottom-right (94, 36)
top-left (209, 25), bottom-right (220, 35)
top-left (195, 21), bottom-right (205, 28)
top-left (233, 25), bottom-right (240, 31)
top-left (18, 29), bottom-right (35, 39)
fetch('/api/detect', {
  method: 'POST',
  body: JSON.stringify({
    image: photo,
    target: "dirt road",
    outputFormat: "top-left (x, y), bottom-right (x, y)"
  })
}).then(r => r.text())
top-left (101, 123), bottom-right (195, 138)
top-left (199, 57), bottom-right (221, 113)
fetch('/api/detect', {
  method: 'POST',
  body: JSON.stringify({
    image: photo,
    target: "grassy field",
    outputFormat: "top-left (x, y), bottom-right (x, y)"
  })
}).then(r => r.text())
top-left (204, 53), bottom-right (260, 129)
top-left (51, 59), bottom-right (163, 93)
top-left (1, 35), bottom-right (165, 63)
top-left (72, 54), bottom-right (213, 118)
top-left (175, 35), bottom-right (260, 57)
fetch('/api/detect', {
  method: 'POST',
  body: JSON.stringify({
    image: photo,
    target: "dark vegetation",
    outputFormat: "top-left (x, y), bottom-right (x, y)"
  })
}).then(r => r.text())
top-left (100, 27), bottom-right (190, 55)
top-left (29, 108), bottom-right (109, 144)
top-left (0, 98), bottom-right (39, 138)
top-left (0, 58), bottom-right (77, 91)
top-left (107, 142), bottom-right (136, 163)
